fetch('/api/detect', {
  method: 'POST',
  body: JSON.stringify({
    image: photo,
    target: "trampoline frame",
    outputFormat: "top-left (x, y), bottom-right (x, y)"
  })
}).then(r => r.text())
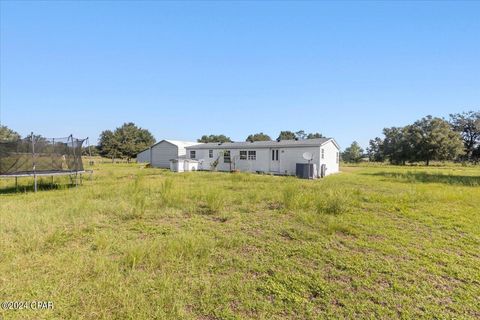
top-left (0, 132), bottom-right (92, 192)
top-left (0, 170), bottom-right (92, 192)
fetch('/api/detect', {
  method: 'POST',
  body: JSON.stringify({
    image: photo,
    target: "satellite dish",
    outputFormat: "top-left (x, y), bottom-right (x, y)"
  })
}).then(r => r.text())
top-left (302, 152), bottom-right (313, 161)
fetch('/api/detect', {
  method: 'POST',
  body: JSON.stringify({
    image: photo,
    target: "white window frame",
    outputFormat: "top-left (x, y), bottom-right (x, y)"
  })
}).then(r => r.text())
top-left (248, 150), bottom-right (256, 160)
top-left (336, 152), bottom-right (339, 163)
top-left (240, 150), bottom-right (247, 160)
top-left (190, 150), bottom-right (196, 159)
top-left (321, 148), bottom-right (325, 159)
top-left (209, 150), bottom-right (213, 158)
top-left (224, 150), bottom-right (231, 163)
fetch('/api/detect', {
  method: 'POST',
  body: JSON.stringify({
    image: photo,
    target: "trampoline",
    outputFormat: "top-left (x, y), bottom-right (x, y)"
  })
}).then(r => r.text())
top-left (0, 133), bottom-right (90, 192)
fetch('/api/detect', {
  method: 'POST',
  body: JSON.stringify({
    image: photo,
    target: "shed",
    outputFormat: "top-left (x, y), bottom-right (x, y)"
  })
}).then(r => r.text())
top-left (136, 140), bottom-right (199, 168)
top-left (169, 158), bottom-right (199, 172)
top-left (136, 148), bottom-right (151, 163)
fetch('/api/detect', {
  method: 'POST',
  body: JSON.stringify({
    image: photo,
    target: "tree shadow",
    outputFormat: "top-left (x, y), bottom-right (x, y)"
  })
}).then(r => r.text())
top-left (364, 171), bottom-right (480, 187)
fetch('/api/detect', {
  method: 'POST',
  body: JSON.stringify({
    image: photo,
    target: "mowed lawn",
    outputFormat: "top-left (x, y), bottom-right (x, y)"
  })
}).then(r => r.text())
top-left (1, 163), bottom-right (479, 319)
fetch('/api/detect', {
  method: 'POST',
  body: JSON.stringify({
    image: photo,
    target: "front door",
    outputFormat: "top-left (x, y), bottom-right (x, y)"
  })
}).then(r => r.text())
top-left (270, 149), bottom-right (280, 172)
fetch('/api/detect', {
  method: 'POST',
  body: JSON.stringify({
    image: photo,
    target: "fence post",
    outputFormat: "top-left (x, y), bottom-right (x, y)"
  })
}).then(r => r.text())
top-left (70, 135), bottom-right (79, 188)
top-left (32, 132), bottom-right (37, 192)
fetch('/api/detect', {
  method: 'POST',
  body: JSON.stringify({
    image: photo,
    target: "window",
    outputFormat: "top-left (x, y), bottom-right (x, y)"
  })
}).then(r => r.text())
top-left (272, 149), bottom-right (279, 161)
top-left (190, 150), bottom-right (196, 159)
top-left (224, 150), bottom-right (231, 163)
top-left (240, 150), bottom-right (247, 160)
top-left (248, 150), bottom-right (256, 160)
top-left (209, 150), bottom-right (213, 158)
top-left (321, 148), bottom-right (325, 159)
top-left (336, 152), bottom-right (339, 163)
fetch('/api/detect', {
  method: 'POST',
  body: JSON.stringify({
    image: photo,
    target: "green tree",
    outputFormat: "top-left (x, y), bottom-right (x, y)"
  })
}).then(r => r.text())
top-left (342, 141), bottom-right (364, 163)
top-left (277, 131), bottom-right (297, 141)
top-left (0, 125), bottom-right (20, 141)
top-left (246, 132), bottom-right (271, 142)
top-left (379, 116), bottom-right (464, 165)
top-left (98, 130), bottom-right (119, 161)
top-left (407, 116), bottom-right (463, 165)
top-left (367, 137), bottom-right (384, 162)
top-left (98, 123), bottom-right (155, 162)
top-left (306, 132), bottom-right (324, 139)
top-left (116, 123), bottom-right (156, 161)
top-left (295, 130), bottom-right (307, 140)
top-left (449, 111), bottom-right (480, 161)
top-left (197, 134), bottom-right (232, 143)
top-left (277, 130), bottom-right (324, 141)
top-left (382, 126), bottom-right (412, 165)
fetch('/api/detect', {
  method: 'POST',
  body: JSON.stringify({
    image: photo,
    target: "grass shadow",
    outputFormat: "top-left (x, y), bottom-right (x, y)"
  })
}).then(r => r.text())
top-left (364, 171), bottom-right (480, 187)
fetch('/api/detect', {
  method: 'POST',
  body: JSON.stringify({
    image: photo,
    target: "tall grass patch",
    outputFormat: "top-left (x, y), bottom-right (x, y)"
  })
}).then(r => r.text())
top-left (120, 233), bottom-right (216, 272)
top-left (129, 173), bottom-right (148, 218)
top-left (315, 190), bottom-right (353, 215)
top-left (281, 179), bottom-right (301, 211)
top-left (157, 178), bottom-right (175, 207)
top-left (203, 189), bottom-right (225, 214)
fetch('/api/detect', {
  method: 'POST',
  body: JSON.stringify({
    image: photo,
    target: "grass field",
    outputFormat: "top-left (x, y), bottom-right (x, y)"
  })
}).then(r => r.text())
top-left (1, 163), bottom-right (479, 319)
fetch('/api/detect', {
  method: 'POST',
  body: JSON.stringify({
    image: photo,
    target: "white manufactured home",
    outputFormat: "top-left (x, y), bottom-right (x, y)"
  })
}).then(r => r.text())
top-left (185, 138), bottom-right (340, 177)
top-left (136, 140), bottom-right (199, 168)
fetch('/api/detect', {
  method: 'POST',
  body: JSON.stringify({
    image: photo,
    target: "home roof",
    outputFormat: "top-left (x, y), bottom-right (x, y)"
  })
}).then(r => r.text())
top-left (163, 140), bottom-right (200, 149)
top-left (137, 139), bottom-right (200, 154)
top-left (185, 138), bottom-right (339, 150)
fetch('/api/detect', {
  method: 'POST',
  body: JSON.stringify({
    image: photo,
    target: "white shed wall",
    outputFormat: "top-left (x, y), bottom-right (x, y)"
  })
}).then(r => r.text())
top-left (170, 159), bottom-right (199, 172)
top-left (136, 149), bottom-right (151, 163)
top-left (151, 141), bottom-right (178, 168)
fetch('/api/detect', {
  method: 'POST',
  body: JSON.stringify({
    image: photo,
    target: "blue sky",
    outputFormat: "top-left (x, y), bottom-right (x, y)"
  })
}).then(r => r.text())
top-left (1, 1), bottom-right (479, 149)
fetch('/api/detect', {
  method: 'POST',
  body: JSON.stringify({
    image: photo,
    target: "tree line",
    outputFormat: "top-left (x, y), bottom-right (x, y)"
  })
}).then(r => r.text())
top-left (342, 111), bottom-right (480, 165)
top-left (197, 130), bottom-right (324, 143)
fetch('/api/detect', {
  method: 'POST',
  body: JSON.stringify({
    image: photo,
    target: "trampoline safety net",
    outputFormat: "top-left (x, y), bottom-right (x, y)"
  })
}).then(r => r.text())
top-left (0, 135), bottom-right (85, 176)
